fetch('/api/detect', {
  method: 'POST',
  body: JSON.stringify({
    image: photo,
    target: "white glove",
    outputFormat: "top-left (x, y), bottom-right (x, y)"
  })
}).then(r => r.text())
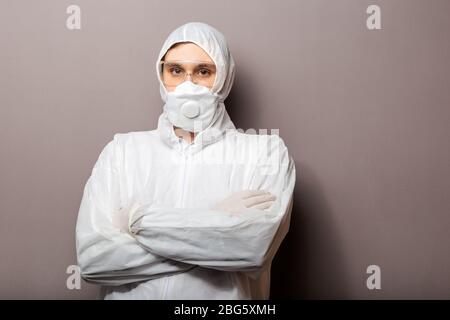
top-left (212, 190), bottom-right (277, 215)
top-left (112, 203), bottom-right (141, 235)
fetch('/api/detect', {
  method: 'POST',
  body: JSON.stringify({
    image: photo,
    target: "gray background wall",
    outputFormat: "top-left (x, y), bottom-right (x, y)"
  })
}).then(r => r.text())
top-left (0, 0), bottom-right (449, 299)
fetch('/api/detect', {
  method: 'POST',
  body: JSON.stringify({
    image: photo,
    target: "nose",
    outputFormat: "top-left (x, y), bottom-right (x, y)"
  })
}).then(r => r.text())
top-left (185, 73), bottom-right (197, 84)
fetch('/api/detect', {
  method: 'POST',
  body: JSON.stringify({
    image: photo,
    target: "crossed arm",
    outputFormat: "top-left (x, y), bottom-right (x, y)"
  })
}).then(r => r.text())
top-left (75, 135), bottom-right (296, 285)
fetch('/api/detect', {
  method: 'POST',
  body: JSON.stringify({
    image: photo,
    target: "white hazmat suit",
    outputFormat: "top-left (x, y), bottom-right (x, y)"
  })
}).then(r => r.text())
top-left (75, 22), bottom-right (296, 299)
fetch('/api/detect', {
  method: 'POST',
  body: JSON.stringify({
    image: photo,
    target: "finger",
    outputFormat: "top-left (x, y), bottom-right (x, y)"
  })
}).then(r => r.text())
top-left (244, 193), bottom-right (276, 207)
top-left (238, 189), bottom-right (269, 199)
top-left (250, 200), bottom-right (275, 210)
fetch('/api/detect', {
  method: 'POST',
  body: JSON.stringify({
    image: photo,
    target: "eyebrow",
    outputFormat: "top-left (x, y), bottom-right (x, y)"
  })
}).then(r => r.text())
top-left (164, 62), bottom-right (183, 68)
top-left (164, 61), bottom-right (216, 69)
top-left (196, 63), bottom-right (216, 69)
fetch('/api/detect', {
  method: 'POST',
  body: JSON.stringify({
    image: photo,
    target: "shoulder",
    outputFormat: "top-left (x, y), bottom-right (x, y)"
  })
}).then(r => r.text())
top-left (224, 130), bottom-right (292, 174)
top-left (230, 130), bottom-right (290, 156)
top-left (107, 129), bottom-right (160, 152)
top-left (112, 129), bottom-right (157, 145)
top-left (97, 130), bottom-right (158, 162)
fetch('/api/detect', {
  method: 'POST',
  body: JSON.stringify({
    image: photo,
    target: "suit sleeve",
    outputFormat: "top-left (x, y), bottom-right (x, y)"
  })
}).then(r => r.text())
top-left (75, 134), bottom-right (193, 286)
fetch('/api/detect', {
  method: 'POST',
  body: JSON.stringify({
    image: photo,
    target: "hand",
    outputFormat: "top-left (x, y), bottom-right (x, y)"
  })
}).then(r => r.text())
top-left (112, 203), bottom-right (141, 235)
top-left (212, 190), bottom-right (277, 215)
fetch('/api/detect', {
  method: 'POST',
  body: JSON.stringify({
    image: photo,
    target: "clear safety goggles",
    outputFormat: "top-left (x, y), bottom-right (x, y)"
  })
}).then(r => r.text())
top-left (159, 60), bottom-right (217, 87)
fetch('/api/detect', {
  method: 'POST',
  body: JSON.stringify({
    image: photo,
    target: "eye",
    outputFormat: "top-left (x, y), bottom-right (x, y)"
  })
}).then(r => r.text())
top-left (169, 67), bottom-right (183, 76)
top-left (197, 68), bottom-right (212, 77)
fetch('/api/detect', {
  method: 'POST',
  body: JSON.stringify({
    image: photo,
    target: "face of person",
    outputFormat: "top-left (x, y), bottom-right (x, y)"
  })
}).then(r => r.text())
top-left (161, 42), bottom-right (217, 92)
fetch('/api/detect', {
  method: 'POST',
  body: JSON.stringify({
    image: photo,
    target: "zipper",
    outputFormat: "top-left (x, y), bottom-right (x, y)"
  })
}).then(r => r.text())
top-left (178, 137), bottom-right (190, 207)
top-left (162, 138), bottom-right (190, 299)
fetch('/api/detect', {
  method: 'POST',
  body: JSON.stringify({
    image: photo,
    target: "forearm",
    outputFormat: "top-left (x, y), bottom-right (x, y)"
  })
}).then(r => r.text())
top-left (76, 171), bottom-right (193, 286)
top-left (129, 199), bottom-right (288, 272)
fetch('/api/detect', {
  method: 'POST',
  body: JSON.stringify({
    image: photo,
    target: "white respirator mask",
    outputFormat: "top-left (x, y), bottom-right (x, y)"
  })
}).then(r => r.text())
top-left (164, 81), bottom-right (221, 133)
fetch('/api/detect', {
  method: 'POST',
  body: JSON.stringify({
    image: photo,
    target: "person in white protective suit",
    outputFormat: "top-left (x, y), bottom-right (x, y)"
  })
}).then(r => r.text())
top-left (75, 21), bottom-right (296, 300)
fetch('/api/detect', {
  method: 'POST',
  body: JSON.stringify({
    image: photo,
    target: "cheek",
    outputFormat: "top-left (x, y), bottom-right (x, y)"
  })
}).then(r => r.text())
top-left (210, 75), bottom-right (217, 89)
